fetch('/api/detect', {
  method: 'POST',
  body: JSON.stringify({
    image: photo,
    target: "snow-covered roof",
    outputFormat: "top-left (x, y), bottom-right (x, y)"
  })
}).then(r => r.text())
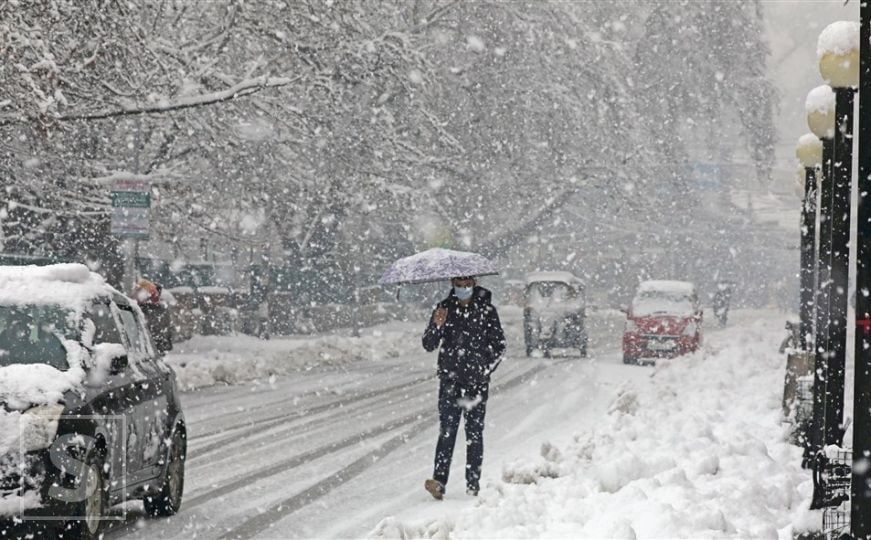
top-left (526, 271), bottom-right (584, 286)
top-left (0, 264), bottom-right (114, 313)
top-left (817, 21), bottom-right (860, 59)
top-left (637, 280), bottom-right (695, 295)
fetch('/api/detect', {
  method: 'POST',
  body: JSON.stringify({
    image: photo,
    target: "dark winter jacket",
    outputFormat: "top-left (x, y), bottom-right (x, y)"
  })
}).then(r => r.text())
top-left (422, 286), bottom-right (506, 385)
top-left (140, 302), bottom-right (173, 354)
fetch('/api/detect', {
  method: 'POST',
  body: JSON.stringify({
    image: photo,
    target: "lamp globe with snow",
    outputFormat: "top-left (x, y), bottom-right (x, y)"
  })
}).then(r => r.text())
top-left (795, 133), bottom-right (822, 352)
top-left (818, 21), bottom-right (858, 452)
top-left (804, 84), bottom-right (837, 468)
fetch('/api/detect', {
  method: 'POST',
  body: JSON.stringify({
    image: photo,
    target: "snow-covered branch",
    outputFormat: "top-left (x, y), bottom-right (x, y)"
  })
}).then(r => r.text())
top-left (56, 75), bottom-right (303, 121)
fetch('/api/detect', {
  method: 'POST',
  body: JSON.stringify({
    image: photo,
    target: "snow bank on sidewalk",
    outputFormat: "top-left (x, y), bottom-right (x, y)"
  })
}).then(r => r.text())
top-left (167, 323), bottom-right (420, 390)
top-left (372, 313), bottom-right (819, 539)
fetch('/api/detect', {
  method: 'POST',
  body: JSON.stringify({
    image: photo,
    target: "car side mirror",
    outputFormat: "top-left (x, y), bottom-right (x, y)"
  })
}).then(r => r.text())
top-left (618, 305), bottom-right (629, 315)
top-left (110, 355), bottom-right (129, 374)
top-left (93, 343), bottom-right (129, 375)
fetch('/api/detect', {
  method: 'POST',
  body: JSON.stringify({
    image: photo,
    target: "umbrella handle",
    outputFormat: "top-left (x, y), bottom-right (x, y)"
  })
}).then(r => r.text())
top-left (395, 285), bottom-right (401, 301)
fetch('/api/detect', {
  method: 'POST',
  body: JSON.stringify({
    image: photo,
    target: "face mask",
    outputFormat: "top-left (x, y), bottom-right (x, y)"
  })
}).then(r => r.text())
top-left (455, 286), bottom-right (474, 300)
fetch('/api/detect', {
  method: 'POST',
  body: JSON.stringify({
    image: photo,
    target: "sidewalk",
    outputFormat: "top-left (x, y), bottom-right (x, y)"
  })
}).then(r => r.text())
top-left (372, 310), bottom-right (819, 539)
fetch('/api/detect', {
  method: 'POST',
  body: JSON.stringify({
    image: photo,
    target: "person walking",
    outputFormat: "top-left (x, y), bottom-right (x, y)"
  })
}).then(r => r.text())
top-left (712, 281), bottom-right (733, 327)
top-left (132, 278), bottom-right (173, 353)
top-left (422, 276), bottom-right (506, 500)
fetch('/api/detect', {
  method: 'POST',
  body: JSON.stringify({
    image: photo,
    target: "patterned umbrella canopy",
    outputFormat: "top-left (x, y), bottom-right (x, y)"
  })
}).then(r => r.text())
top-left (378, 248), bottom-right (499, 285)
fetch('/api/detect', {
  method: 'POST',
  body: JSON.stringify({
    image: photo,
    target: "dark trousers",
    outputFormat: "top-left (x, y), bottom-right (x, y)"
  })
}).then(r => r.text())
top-left (433, 378), bottom-right (488, 490)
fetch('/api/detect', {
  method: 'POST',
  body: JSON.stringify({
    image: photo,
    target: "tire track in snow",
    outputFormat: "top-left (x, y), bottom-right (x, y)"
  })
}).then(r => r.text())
top-left (188, 358), bottom-right (542, 461)
top-left (181, 363), bottom-right (537, 508)
top-left (187, 374), bottom-right (434, 465)
top-left (185, 362), bottom-right (419, 432)
top-left (215, 362), bottom-right (548, 540)
top-left (187, 372), bottom-right (433, 455)
top-left (187, 359), bottom-right (534, 471)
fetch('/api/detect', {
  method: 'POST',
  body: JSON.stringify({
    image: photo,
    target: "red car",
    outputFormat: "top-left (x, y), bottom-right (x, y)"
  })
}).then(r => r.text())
top-left (622, 280), bottom-right (703, 365)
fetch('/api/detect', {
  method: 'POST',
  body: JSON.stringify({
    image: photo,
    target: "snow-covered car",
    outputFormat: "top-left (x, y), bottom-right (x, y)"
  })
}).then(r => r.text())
top-left (523, 271), bottom-right (588, 357)
top-left (622, 280), bottom-right (702, 365)
top-left (0, 264), bottom-right (186, 539)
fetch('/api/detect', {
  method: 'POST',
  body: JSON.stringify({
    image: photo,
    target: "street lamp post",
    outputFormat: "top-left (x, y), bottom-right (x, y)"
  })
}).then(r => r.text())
top-left (806, 84), bottom-right (837, 460)
top-left (852, 7), bottom-right (871, 535)
top-left (796, 134), bottom-right (822, 351)
top-left (818, 21), bottom-right (859, 449)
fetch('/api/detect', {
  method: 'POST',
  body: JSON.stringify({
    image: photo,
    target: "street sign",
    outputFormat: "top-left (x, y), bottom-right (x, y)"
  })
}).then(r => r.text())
top-left (110, 179), bottom-right (151, 238)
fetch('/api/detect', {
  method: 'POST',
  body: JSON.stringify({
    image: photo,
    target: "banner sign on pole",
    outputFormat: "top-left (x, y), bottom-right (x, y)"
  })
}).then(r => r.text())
top-left (110, 179), bottom-right (151, 239)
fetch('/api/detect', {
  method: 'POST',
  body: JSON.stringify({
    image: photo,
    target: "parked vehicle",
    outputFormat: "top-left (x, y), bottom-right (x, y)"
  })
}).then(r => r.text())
top-left (523, 271), bottom-right (588, 357)
top-left (0, 264), bottom-right (186, 539)
top-left (623, 280), bottom-right (702, 365)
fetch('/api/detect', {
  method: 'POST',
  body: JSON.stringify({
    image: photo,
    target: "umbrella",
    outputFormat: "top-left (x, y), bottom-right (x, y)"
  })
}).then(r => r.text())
top-left (379, 248), bottom-right (499, 285)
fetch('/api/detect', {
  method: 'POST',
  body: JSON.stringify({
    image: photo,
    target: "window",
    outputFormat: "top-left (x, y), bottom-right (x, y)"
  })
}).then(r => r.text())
top-left (117, 307), bottom-right (144, 354)
top-left (89, 302), bottom-right (122, 345)
top-left (0, 305), bottom-right (70, 369)
top-left (632, 291), bottom-right (695, 317)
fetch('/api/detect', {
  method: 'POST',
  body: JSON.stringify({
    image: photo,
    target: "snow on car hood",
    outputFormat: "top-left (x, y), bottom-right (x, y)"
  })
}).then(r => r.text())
top-left (0, 339), bottom-right (86, 483)
top-left (0, 338), bottom-right (87, 411)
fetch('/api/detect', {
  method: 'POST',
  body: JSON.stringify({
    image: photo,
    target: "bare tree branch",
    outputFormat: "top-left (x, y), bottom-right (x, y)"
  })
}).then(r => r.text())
top-left (53, 75), bottom-right (303, 122)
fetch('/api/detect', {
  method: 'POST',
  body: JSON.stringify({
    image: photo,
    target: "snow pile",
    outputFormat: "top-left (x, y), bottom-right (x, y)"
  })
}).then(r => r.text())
top-left (371, 316), bottom-right (818, 539)
top-left (0, 490), bottom-right (40, 515)
top-left (817, 21), bottom-right (860, 58)
top-left (0, 362), bottom-right (83, 411)
top-left (167, 323), bottom-right (421, 390)
top-left (0, 337), bottom-right (89, 410)
top-left (0, 339), bottom-right (90, 514)
top-left (805, 85), bottom-right (835, 115)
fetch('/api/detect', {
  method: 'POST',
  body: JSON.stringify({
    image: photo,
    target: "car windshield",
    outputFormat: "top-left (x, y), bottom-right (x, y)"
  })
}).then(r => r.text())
top-left (0, 305), bottom-right (73, 370)
top-left (528, 282), bottom-right (573, 308)
top-left (632, 291), bottom-right (694, 317)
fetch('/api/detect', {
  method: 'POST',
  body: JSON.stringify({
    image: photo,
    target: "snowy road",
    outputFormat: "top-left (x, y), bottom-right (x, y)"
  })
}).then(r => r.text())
top-left (104, 309), bottom-right (651, 539)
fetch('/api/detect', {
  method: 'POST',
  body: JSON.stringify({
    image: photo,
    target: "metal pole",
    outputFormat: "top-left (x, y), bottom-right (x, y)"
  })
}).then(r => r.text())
top-left (800, 166), bottom-right (817, 351)
top-left (124, 116), bottom-right (144, 293)
top-left (811, 136), bottom-right (835, 458)
top-left (852, 2), bottom-right (871, 534)
top-left (826, 86), bottom-right (855, 446)
top-left (351, 266), bottom-right (361, 338)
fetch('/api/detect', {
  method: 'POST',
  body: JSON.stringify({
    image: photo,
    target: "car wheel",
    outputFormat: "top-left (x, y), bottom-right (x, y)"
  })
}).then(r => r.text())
top-left (144, 427), bottom-right (186, 517)
top-left (60, 449), bottom-right (107, 540)
top-left (525, 346), bottom-right (533, 357)
top-left (622, 355), bottom-right (636, 365)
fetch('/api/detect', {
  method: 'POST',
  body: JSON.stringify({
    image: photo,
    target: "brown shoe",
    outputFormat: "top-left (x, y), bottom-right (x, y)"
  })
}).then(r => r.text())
top-left (425, 479), bottom-right (445, 500)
